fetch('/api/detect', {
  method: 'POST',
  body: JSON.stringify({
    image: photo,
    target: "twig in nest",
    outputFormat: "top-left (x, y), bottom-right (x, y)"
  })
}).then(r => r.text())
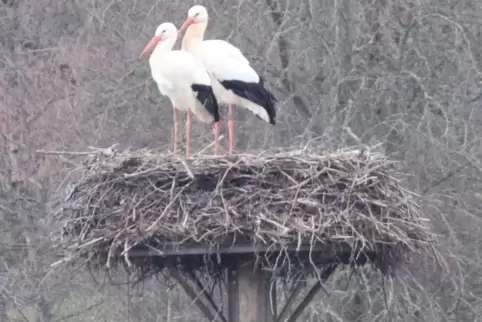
top-left (180, 159), bottom-right (194, 179)
top-left (195, 134), bottom-right (225, 155)
top-left (146, 183), bottom-right (192, 232)
top-left (37, 144), bottom-right (119, 156)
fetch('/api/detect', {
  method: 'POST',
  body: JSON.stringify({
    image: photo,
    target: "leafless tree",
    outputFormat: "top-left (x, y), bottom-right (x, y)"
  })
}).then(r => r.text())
top-left (1, 0), bottom-right (482, 320)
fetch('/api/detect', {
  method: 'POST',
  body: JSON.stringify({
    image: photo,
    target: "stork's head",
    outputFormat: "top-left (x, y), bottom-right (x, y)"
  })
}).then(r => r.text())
top-left (178, 5), bottom-right (208, 35)
top-left (139, 22), bottom-right (177, 58)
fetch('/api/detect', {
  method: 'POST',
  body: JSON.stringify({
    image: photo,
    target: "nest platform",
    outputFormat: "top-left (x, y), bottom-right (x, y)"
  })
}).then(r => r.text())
top-left (54, 146), bottom-right (432, 275)
top-left (52, 146), bottom-right (435, 321)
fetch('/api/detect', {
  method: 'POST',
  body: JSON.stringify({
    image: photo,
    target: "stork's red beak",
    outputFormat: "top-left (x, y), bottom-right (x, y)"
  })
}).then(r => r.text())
top-left (178, 17), bottom-right (195, 35)
top-left (139, 35), bottom-right (162, 58)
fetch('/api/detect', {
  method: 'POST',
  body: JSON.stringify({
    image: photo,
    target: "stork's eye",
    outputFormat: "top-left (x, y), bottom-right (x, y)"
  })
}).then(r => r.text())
top-left (194, 13), bottom-right (199, 17)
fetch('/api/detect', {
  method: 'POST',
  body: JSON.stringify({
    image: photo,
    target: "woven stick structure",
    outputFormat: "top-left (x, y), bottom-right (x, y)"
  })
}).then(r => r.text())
top-left (50, 146), bottom-right (436, 321)
top-left (53, 146), bottom-right (433, 278)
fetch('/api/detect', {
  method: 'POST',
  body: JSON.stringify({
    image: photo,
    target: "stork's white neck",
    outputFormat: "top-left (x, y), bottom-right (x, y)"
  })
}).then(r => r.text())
top-left (181, 22), bottom-right (207, 52)
top-left (150, 36), bottom-right (177, 61)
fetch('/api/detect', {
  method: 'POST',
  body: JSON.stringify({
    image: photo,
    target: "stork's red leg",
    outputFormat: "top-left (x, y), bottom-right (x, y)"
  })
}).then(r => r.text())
top-left (186, 109), bottom-right (192, 158)
top-left (228, 104), bottom-right (234, 153)
top-left (213, 121), bottom-right (222, 154)
top-left (173, 107), bottom-right (179, 154)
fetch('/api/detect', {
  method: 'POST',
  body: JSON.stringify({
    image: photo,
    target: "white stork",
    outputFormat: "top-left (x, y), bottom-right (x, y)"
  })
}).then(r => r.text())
top-left (178, 5), bottom-right (277, 153)
top-left (139, 22), bottom-right (222, 158)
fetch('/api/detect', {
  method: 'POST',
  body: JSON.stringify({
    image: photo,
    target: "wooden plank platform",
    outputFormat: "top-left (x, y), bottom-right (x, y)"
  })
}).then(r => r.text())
top-left (126, 242), bottom-right (332, 257)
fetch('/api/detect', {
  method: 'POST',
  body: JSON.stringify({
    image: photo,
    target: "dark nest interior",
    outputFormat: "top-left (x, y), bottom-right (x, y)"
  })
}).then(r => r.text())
top-left (52, 146), bottom-right (434, 280)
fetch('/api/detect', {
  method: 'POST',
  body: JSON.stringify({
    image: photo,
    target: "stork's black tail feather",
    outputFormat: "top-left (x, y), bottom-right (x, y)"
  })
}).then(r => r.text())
top-left (191, 84), bottom-right (221, 122)
top-left (259, 76), bottom-right (278, 102)
top-left (220, 77), bottom-right (277, 125)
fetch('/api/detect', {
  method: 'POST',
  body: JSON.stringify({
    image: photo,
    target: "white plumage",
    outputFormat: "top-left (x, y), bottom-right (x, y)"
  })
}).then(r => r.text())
top-left (140, 22), bottom-right (221, 157)
top-left (200, 40), bottom-right (260, 83)
top-left (202, 39), bottom-right (251, 66)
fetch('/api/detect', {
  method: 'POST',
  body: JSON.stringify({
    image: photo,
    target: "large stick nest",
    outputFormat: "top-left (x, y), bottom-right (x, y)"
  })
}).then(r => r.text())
top-left (53, 146), bottom-right (434, 278)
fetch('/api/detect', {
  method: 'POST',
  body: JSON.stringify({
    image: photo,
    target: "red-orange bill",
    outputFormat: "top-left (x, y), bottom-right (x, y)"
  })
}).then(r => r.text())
top-left (139, 35), bottom-right (162, 58)
top-left (178, 17), bottom-right (194, 35)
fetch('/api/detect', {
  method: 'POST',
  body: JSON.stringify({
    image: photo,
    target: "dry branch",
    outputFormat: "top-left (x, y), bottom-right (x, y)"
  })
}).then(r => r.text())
top-left (52, 146), bottom-right (434, 279)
